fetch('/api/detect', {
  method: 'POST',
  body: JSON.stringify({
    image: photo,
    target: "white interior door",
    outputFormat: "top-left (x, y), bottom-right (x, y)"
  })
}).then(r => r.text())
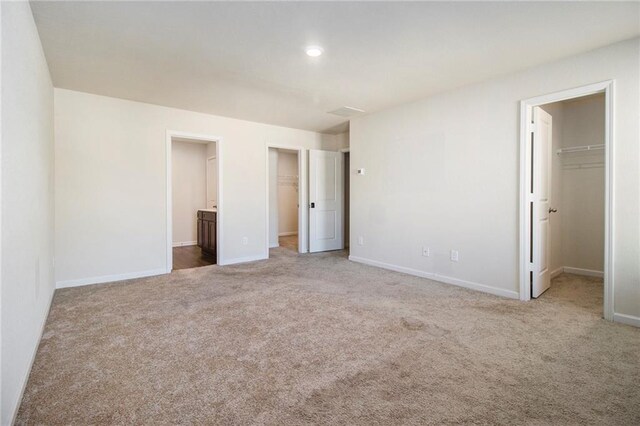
top-left (309, 149), bottom-right (343, 252)
top-left (206, 156), bottom-right (217, 208)
top-left (532, 107), bottom-right (553, 298)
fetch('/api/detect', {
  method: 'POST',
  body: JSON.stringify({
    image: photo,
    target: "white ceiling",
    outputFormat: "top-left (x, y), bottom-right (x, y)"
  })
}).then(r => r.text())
top-left (30, 1), bottom-right (639, 134)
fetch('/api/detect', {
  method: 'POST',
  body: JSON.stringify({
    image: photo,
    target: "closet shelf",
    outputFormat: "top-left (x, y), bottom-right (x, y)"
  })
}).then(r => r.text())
top-left (556, 144), bottom-right (604, 155)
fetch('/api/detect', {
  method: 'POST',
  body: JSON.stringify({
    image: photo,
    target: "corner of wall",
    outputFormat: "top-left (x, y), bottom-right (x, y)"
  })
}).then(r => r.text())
top-left (1, 2), bottom-right (56, 423)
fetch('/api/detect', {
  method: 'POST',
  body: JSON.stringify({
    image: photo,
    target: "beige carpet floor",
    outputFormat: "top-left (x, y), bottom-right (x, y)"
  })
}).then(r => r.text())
top-left (16, 249), bottom-right (640, 425)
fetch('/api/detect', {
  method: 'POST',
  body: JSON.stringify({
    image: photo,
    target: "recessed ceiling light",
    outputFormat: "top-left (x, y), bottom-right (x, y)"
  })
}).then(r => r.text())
top-left (305, 46), bottom-right (323, 57)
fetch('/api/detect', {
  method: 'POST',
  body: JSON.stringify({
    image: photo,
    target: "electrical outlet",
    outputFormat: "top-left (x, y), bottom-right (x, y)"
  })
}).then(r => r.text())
top-left (242, 237), bottom-right (248, 245)
top-left (358, 236), bottom-right (364, 246)
top-left (422, 246), bottom-right (430, 257)
top-left (450, 250), bottom-right (459, 262)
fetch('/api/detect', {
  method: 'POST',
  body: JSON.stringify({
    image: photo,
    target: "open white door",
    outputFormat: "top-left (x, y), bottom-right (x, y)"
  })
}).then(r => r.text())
top-left (206, 156), bottom-right (217, 209)
top-left (531, 107), bottom-right (552, 298)
top-left (309, 149), bottom-right (343, 252)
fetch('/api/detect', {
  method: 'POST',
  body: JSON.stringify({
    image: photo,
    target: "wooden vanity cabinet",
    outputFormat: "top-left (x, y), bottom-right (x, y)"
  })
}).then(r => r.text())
top-left (197, 210), bottom-right (216, 260)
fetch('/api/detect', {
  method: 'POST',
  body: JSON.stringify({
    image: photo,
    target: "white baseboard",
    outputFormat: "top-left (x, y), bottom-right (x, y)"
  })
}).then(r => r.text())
top-left (349, 255), bottom-right (434, 278)
top-left (613, 313), bottom-right (640, 328)
top-left (562, 266), bottom-right (604, 278)
top-left (279, 231), bottom-right (298, 237)
top-left (10, 288), bottom-right (55, 425)
top-left (221, 254), bottom-right (267, 266)
top-left (348, 256), bottom-right (518, 299)
top-left (56, 268), bottom-right (167, 289)
top-left (269, 243), bottom-right (279, 248)
top-left (172, 241), bottom-right (197, 247)
top-left (433, 273), bottom-right (519, 299)
top-left (550, 267), bottom-right (564, 279)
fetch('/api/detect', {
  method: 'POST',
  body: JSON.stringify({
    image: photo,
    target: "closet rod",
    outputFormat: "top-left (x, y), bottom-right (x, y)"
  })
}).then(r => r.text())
top-left (556, 144), bottom-right (604, 155)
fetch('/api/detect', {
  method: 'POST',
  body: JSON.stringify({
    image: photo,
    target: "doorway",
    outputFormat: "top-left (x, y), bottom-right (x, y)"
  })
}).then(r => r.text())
top-left (519, 81), bottom-right (613, 320)
top-left (166, 131), bottom-right (222, 271)
top-left (268, 147), bottom-right (301, 253)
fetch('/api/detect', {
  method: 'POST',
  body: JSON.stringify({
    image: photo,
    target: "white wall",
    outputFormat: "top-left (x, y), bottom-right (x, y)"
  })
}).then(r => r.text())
top-left (54, 89), bottom-right (334, 285)
top-left (349, 38), bottom-right (640, 320)
top-left (277, 151), bottom-right (298, 236)
top-left (334, 131), bottom-right (350, 151)
top-left (268, 148), bottom-right (279, 247)
top-left (543, 95), bottom-right (605, 275)
top-left (1, 2), bottom-right (55, 423)
top-left (172, 140), bottom-right (207, 245)
top-left (559, 95), bottom-right (605, 272)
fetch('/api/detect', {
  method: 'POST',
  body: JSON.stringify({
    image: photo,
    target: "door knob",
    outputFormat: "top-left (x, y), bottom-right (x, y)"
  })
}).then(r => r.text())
top-left (549, 208), bottom-right (558, 213)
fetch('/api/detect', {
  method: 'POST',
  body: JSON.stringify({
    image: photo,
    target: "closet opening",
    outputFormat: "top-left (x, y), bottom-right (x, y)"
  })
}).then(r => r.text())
top-left (519, 81), bottom-right (613, 320)
top-left (268, 147), bottom-right (301, 254)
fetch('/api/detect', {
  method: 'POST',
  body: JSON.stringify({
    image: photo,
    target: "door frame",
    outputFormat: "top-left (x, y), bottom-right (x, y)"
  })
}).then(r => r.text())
top-left (518, 80), bottom-right (614, 320)
top-left (264, 143), bottom-right (307, 256)
top-left (166, 131), bottom-right (223, 270)
top-left (206, 155), bottom-right (217, 209)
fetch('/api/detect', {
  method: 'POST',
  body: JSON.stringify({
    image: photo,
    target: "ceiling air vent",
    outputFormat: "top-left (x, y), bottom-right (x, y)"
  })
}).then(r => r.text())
top-left (327, 106), bottom-right (365, 117)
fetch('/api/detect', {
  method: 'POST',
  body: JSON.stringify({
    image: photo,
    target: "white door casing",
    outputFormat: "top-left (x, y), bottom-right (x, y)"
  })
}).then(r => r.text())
top-left (519, 80), bottom-right (613, 322)
top-left (531, 106), bottom-right (552, 298)
top-left (309, 150), bottom-right (344, 252)
top-left (206, 156), bottom-right (217, 208)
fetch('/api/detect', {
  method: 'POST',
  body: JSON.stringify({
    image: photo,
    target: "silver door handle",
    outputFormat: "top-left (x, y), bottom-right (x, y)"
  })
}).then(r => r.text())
top-left (549, 208), bottom-right (558, 213)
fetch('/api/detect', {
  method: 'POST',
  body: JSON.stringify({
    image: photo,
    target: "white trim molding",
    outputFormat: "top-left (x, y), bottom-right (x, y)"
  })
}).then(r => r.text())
top-left (613, 313), bottom-right (640, 328)
top-left (518, 80), bottom-right (615, 321)
top-left (349, 256), bottom-right (519, 300)
top-left (551, 266), bottom-right (604, 278)
top-left (562, 266), bottom-right (604, 278)
top-left (56, 268), bottom-right (167, 289)
top-left (550, 267), bottom-right (564, 279)
top-left (278, 231), bottom-right (298, 237)
top-left (223, 254), bottom-right (267, 266)
top-left (172, 241), bottom-right (197, 247)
